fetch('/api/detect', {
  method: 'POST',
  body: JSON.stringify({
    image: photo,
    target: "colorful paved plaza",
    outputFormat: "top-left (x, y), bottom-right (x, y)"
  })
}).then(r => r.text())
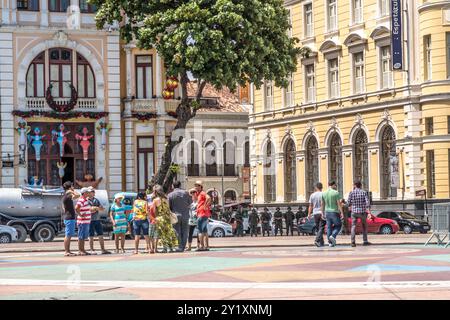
top-left (1, 235), bottom-right (450, 300)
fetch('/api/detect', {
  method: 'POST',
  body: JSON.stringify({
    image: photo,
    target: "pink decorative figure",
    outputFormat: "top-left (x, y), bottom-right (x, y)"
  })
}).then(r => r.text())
top-left (75, 127), bottom-right (94, 161)
top-left (52, 124), bottom-right (70, 158)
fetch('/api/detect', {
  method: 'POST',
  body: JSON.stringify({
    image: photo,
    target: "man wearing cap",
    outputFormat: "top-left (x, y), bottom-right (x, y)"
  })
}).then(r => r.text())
top-left (194, 181), bottom-right (212, 251)
top-left (75, 187), bottom-right (94, 255)
top-left (88, 187), bottom-right (110, 255)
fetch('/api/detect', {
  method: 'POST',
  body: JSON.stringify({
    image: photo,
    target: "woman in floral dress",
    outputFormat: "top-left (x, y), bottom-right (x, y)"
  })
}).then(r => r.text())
top-left (150, 185), bottom-right (178, 252)
top-left (109, 194), bottom-right (128, 253)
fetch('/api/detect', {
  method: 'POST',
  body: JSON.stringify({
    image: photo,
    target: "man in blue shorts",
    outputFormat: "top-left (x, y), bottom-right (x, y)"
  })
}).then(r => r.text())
top-left (88, 187), bottom-right (111, 255)
top-left (62, 181), bottom-right (80, 257)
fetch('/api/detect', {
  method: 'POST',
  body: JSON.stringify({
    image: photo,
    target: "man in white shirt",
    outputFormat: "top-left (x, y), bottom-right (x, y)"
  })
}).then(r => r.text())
top-left (308, 182), bottom-right (325, 247)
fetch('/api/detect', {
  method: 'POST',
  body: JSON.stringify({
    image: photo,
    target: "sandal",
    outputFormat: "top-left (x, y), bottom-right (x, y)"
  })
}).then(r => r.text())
top-left (64, 252), bottom-right (76, 257)
top-left (133, 251), bottom-right (139, 255)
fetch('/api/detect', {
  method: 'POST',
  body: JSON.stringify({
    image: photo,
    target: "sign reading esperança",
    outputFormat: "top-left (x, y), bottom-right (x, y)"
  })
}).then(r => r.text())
top-left (391, 0), bottom-right (403, 70)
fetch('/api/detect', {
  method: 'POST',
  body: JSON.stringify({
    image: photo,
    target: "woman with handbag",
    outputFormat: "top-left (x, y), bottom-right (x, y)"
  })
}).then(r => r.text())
top-left (149, 185), bottom-right (178, 253)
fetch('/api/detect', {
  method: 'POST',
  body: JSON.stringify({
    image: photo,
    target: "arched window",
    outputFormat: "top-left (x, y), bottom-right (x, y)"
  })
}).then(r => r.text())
top-left (49, 48), bottom-right (73, 97)
top-left (223, 141), bottom-right (235, 176)
top-left (187, 141), bottom-right (200, 176)
top-left (26, 52), bottom-right (45, 97)
top-left (224, 190), bottom-right (237, 204)
top-left (305, 136), bottom-right (319, 199)
top-left (26, 49), bottom-right (96, 99)
top-left (284, 138), bottom-right (297, 202)
top-left (263, 140), bottom-right (276, 203)
top-left (77, 53), bottom-right (96, 98)
top-left (205, 141), bottom-right (217, 176)
top-left (329, 133), bottom-right (343, 192)
top-left (353, 129), bottom-right (369, 190)
top-left (380, 126), bottom-right (397, 199)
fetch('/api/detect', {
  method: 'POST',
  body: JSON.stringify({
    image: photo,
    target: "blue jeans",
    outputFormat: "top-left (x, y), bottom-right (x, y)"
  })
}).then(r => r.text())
top-left (326, 212), bottom-right (342, 240)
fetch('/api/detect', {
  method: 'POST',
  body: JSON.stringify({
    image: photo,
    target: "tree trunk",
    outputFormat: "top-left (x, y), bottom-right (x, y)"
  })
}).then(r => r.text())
top-left (148, 74), bottom-right (205, 194)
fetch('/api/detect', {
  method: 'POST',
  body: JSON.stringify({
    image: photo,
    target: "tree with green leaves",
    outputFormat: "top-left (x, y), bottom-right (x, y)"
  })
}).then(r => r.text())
top-left (93, 0), bottom-right (309, 192)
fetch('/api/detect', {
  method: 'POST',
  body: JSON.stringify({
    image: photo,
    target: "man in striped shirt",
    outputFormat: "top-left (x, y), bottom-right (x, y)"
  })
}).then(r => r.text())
top-left (75, 188), bottom-right (93, 255)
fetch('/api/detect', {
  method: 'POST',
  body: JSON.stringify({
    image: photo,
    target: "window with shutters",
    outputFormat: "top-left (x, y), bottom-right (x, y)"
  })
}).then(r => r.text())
top-left (49, 0), bottom-right (70, 12)
top-left (136, 55), bottom-right (153, 99)
top-left (328, 58), bottom-right (339, 98)
top-left (80, 0), bottom-right (97, 13)
top-left (380, 0), bottom-right (389, 17)
top-left (17, 0), bottom-right (39, 10)
top-left (424, 35), bottom-right (432, 81)
top-left (305, 64), bottom-right (315, 103)
top-left (304, 3), bottom-right (313, 38)
top-left (284, 73), bottom-right (294, 107)
top-left (137, 137), bottom-right (155, 192)
top-left (425, 117), bottom-right (434, 135)
top-left (327, 0), bottom-right (337, 32)
top-left (380, 46), bottom-right (393, 89)
top-left (353, 52), bottom-right (365, 94)
top-left (264, 81), bottom-right (274, 111)
top-left (353, 0), bottom-right (363, 24)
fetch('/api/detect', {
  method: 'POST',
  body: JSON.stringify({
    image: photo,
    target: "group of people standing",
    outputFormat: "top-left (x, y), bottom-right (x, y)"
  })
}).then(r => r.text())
top-left (308, 179), bottom-right (371, 247)
top-left (247, 206), bottom-right (307, 237)
top-left (62, 180), bottom-right (213, 256)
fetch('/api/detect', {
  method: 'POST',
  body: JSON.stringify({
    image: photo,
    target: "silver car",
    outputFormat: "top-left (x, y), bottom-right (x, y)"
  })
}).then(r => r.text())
top-left (192, 219), bottom-right (233, 238)
top-left (0, 225), bottom-right (18, 243)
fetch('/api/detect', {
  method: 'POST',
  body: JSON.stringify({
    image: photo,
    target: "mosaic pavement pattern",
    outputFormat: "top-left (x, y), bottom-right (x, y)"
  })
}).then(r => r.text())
top-left (1, 244), bottom-right (450, 299)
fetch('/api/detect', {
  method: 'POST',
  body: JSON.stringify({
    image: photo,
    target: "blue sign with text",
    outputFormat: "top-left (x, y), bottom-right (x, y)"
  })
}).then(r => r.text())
top-left (391, 0), bottom-right (403, 70)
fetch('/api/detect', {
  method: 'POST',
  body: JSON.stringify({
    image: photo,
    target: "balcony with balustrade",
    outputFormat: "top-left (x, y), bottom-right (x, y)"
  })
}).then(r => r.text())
top-left (24, 97), bottom-right (99, 112)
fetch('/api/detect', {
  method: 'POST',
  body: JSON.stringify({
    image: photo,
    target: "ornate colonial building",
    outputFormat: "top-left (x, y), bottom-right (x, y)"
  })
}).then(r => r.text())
top-left (0, 1), bottom-right (123, 193)
top-left (0, 1), bottom-right (250, 201)
top-left (250, 0), bottom-right (450, 213)
top-left (120, 40), bottom-right (252, 202)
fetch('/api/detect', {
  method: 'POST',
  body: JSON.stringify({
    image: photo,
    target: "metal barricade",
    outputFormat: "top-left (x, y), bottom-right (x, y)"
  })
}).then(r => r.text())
top-left (425, 203), bottom-right (450, 248)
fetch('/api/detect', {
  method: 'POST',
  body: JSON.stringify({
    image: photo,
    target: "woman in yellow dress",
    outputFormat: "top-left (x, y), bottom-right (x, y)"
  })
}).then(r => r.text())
top-left (150, 185), bottom-right (178, 252)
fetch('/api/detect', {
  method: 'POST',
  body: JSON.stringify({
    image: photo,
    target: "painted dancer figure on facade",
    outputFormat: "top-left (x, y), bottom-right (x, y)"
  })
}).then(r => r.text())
top-left (52, 124), bottom-right (70, 158)
top-left (96, 120), bottom-right (111, 150)
top-left (76, 127), bottom-right (94, 161)
top-left (57, 161), bottom-right (67, 179)
top-left (28, 127), bottom-right (46, 161)
top-left (17, 119), bottom-right (31, 151)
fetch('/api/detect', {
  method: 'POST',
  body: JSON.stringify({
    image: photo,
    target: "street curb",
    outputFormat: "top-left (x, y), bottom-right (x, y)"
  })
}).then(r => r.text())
top-left (0, 242), bottom-right (430, 254)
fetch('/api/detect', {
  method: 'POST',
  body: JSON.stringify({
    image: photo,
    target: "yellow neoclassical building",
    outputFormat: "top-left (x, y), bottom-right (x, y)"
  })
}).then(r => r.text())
top-left (249, 0), bottom-right (450, 213)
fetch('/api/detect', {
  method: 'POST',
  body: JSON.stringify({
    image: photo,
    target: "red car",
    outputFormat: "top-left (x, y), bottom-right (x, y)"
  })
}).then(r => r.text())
top-left (349, 214), bottom-right (400, 235)
top-left (298, 214), bottom-right (400, 235)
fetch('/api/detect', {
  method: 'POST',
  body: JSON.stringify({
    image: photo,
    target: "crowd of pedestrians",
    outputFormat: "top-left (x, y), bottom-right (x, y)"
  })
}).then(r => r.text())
top-left (308, 179), bottom-right (372, 247)
top-left (62, 180), bottom-right (212, 256)
top-left (61, 178), bottom-right (372, 256)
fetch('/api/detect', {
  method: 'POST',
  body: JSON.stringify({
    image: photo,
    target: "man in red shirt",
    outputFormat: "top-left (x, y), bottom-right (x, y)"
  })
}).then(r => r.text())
top-left (194, 181), bottom-right (212, 251)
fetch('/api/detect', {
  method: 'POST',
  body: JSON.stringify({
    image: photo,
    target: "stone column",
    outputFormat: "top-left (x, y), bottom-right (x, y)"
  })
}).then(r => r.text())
top-left (0, 32), bottom-right (15, 186)
top-left (341, 146), bottom-right (353, 199)
top-left (106, 35), bottom-right (122, 194)
top-left (11, 0), bottom-right (17, 25)
top-left (403, 102), bottom-right (423, 199)
top-left (156, 120), bottom-right (166, 168)
top-left (40, 0), bottom-right (49, 27)
top-left (125, 46), bottom-right (133, 98)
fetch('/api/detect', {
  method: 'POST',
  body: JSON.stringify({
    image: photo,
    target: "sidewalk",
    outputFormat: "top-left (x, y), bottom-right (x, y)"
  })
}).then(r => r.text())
top-left (0, 233), bottom-right (433, 254)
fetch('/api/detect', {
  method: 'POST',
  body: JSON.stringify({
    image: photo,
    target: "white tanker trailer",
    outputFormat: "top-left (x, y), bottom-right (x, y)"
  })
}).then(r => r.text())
top-left (0, 187), bottom-right (110, 242)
